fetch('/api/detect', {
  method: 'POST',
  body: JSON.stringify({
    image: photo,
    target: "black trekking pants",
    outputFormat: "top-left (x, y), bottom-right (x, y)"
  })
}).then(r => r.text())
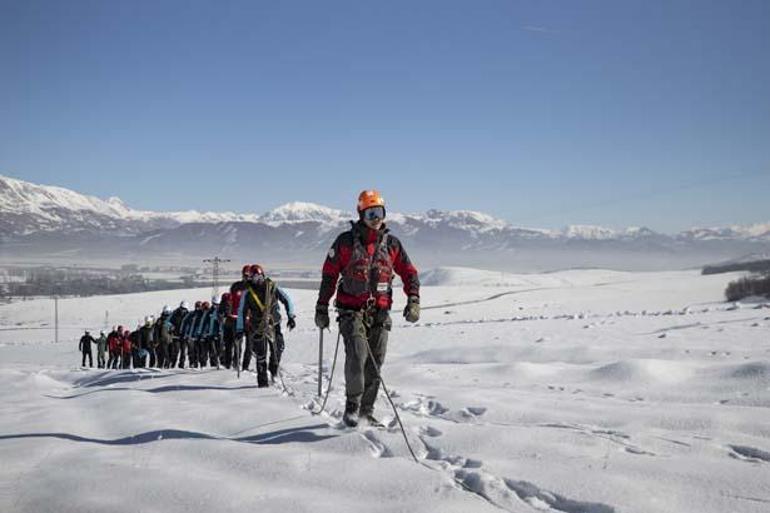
top-left (178, 338), bottom-right (189, 368)
top-left (157, 342), bottom-right (168, 368)
top-left (169, 337), bottom-right (180, 368)
top-left (242, 333), bottom-right (253, 371)
top-left (222, 324), bottom-right (235, 369)
top-left (197, 338), bottom-right (209, 367)
top-left (269, 325), bottom-right (285, 376)
top-left (247, 331), bottom-right (270, 386)
top-left (188, 338), bottom-right (199, 367)
top-left (81, 351), bottom-right (93, 368)
top-left (148, 347), bottom-right (157, 368)
top-left (339, 309), bottom-right (390, 416)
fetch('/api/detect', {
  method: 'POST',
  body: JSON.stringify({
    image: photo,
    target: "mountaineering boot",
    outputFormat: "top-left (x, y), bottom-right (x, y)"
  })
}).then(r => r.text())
top-left (361, 414), bottom-right (384, 428)
top-left (342, 411), bottom-right (359, 428)
top-left (343, 401), bottom-right (359, 427)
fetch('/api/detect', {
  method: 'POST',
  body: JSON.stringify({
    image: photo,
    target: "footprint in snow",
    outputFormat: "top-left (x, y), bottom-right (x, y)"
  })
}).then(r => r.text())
top-left (464, 406), bottom-right (487, 416)
top-left (360, 430), bottom-right (392, 458)
top-left (419, 425), bottom-right (443, 438)
top-left (728, 445), bottom-right (770, 463)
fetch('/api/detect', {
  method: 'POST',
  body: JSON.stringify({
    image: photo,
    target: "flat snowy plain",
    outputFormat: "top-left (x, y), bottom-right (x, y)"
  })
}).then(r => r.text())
top-left (1, 267), bottom-right (769, 513)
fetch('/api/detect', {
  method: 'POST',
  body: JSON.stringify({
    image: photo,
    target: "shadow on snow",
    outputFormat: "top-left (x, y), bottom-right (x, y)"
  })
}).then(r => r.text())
top-left (0, 423), bottom-right (336, 446)
top-left (45, 384), bottom-right (259, 399)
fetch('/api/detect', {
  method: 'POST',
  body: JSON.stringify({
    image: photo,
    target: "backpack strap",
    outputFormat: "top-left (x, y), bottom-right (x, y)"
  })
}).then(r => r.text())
top-left (246, 280), bottom-right (274, 312)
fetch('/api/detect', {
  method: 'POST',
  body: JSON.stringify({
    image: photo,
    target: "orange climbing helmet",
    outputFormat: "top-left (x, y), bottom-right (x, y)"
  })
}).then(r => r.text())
top-left (357, 190), bottom-right (385, 212)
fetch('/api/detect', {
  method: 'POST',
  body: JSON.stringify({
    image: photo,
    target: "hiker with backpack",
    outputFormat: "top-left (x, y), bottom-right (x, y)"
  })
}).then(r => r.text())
top-left (236, 264), bottom-right (281, 387)
top-left (95, 331), bottom-right (107, 368)
top-left (315, 190), bottom-right (420, 427)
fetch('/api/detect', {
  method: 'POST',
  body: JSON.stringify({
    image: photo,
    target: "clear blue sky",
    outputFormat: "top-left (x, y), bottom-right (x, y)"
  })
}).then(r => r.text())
top-left (2, 0), bottom-right (768, 232)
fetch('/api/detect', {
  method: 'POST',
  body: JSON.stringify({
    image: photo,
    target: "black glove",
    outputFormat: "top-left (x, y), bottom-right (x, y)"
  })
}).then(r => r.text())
top-left (287, 316), bottom-right (296, 331)
top-left (403, 296), bottom-right (420, 323)
top-left (315, 304), bottom-right (330, 329)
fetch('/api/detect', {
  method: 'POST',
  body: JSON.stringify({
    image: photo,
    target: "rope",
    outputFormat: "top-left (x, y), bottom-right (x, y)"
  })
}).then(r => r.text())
top-left (311, 330), bottom-right (341, 416)
top-left (268, 334), bottom-right (293, 396)
top-left (362, 334), bottom-right (420, 464)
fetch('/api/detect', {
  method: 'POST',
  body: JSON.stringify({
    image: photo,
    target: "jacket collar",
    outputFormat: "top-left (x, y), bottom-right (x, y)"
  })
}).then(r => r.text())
top-left (352, 220), bottom-right (388, 243)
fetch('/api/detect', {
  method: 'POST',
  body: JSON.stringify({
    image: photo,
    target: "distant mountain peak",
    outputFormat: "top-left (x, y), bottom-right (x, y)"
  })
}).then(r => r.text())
top-left (421, 209), bottom-right (509, 232)
top-left (259, 201), bottom-right (349, 225)
top-left (562, 224), bottom-right (618, 240)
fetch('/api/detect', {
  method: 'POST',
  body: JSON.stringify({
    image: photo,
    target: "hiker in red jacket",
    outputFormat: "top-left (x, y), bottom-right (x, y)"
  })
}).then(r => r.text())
top-left (107, 327), bottom-right (121, 369)
top-left (121, 329), bottom-right (133, 369)
top-left (315, 190), bottom-right (420, 427)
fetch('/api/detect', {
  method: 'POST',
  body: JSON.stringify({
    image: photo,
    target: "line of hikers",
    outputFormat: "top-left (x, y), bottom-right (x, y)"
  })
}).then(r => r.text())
top-left (78, 263), bottom-right (296, 386)
top-left (79, 189), bottom-right (420, 422)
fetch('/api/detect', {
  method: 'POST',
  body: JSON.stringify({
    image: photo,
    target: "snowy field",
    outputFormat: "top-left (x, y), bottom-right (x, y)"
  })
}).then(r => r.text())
top-left (1, 268), bottom-right (769, 513)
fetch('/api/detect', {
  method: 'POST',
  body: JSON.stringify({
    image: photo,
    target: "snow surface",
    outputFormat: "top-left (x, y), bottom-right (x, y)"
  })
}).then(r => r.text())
top-left (1, 269), bottom-right (769, 512)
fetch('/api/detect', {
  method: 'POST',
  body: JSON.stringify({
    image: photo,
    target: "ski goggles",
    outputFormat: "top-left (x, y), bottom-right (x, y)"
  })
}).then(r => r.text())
top-left (362, 206), bottom-right (385, 221)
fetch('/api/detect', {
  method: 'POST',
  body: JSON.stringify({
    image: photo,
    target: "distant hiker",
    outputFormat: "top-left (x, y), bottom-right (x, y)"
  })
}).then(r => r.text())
top-left (230, 266), bottom-right (250, 371)
top-left (95, 331), bottom-right (107, 368)
top-left (236, 264), bottom-right (280, 387)
top-left (179, 301), bottom-right (202, 368)
top-left (140, 317), bottom-right (156, 367)
top-left (191, 301), bottom-right (211, 368)
top-left (155, 306), bottom-right (173, 368)
top-left (79, 330), bottom-right (95, 368)
top-left (128, 325), bottom-right (139, 368)
top-left (197, 299), bottom-right (219, 368)
top-left (218, 292), bottom-right (235, 369)
top-left (168, 301), bottom-right (190, 368)
top-left (270, 284), bottom-right (296, 381)
top-left (315, 190), bottom-right (420, 427)
top-left (107, 327), bottom-right (121, 369)
top-left (121, 328), bottom-right (133, 369)
top-left (208, 297), bottom-right (224, 367)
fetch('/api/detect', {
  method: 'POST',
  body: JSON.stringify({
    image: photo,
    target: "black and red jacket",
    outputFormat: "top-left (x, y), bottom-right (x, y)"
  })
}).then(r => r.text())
top-left (229, 280), bottom-right (248, 320)
top-left (318, 221), bottom-right (419, 311)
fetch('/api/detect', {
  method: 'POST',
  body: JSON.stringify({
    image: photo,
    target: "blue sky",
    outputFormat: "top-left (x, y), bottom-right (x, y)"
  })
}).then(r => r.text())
top-left (2, 0), bottom-right (768, 232)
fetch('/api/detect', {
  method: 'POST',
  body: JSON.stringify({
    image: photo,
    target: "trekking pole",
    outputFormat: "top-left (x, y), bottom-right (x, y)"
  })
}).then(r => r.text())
top-left (311, 330), bottom-right (340, 416)
top-left (236, 334), bottom-right (242, 379)
top-left (317, 328), bottom-right (324, 397)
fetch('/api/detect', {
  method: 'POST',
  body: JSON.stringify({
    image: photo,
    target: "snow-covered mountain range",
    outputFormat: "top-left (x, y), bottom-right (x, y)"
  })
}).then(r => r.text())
top-left (3, 174), bottom-right (768, 241)
top-left (2, 174), bottom-right (769, 270)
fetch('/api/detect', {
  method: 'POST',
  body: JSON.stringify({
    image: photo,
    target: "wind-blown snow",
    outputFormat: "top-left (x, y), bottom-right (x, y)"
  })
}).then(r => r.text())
top-left (1, 269), bottom-right (768, 512)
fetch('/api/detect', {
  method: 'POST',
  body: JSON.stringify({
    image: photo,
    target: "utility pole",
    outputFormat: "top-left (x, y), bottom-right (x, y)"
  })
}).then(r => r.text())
top-left (203, 256), bottom-right (231, 299)
top-left (54, 295), bottom-right (59, 344)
